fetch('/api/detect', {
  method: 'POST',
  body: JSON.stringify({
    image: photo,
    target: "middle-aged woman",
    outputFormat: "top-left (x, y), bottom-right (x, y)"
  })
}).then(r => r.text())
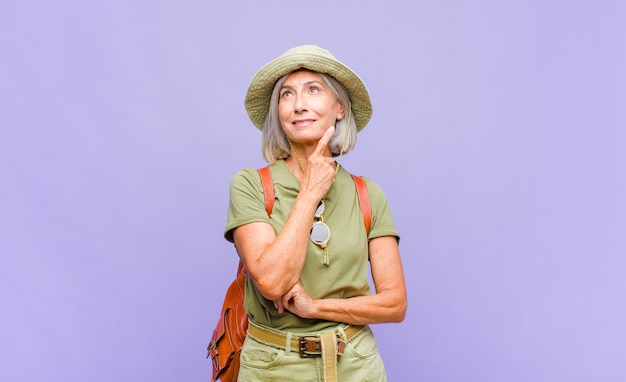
top-left (225, 45), bottom-right (407, 381)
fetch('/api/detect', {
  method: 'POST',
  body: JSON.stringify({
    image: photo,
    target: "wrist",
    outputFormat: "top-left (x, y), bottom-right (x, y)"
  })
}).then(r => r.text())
top-left (305, 299), bottom-right (320, 320)
top-left (294, 192), bottom-right (322, 215)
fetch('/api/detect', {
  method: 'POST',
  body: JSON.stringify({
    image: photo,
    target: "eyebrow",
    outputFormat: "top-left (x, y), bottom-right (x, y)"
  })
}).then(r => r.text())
top-left (281, 80), bottom-right (324, 90)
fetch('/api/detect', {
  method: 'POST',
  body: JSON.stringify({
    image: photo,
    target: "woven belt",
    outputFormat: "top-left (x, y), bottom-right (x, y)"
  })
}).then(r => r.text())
top-left (247, 319), bottom-right (364, 358)
top-left (247, 320), bottom-right (364, 382)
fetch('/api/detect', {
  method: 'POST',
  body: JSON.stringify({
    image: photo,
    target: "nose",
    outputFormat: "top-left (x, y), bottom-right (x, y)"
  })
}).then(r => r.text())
top-left (294, 94), bottom-right (307, 113)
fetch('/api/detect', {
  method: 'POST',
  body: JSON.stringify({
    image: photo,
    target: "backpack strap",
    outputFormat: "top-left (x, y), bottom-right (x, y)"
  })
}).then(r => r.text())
top-left (258, 166), bottom-right (275, 216)
top-left (351, 174), bottom-right (372, 236)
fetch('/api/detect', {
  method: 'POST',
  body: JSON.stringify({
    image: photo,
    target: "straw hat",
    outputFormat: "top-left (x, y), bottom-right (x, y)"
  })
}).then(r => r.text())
top-left (244, 45), bottom-right (372, 131)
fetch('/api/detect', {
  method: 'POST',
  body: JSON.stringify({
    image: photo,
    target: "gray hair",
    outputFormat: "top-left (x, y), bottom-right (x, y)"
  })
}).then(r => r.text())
top-left (261, 71), bottom-right (358, 163)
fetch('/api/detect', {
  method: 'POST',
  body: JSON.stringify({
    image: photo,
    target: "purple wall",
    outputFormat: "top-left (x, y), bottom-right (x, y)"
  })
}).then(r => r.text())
top-left (2, 1), bottom-right (625, 381)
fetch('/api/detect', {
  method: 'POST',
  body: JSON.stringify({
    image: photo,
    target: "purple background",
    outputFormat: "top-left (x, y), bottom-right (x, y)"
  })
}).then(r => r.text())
top-left (2, 1), bottom-right (625, 381)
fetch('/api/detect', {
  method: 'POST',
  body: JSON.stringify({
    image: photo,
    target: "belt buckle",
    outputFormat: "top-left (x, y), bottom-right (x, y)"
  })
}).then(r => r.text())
top-left (298, 334), bottom-right (346, 358)
top-left (299, 336), bottom-right (322, 358)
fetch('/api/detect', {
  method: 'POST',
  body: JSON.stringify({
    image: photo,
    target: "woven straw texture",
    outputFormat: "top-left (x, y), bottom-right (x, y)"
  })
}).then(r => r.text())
top-left (244, 45), bottom-right (372, 131)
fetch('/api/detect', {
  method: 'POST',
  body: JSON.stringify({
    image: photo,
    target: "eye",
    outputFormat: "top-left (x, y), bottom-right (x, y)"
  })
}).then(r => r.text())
top-left (280, 89), bottom-right (293, 98)
top-left (310, 86), bottom-right (320, 94)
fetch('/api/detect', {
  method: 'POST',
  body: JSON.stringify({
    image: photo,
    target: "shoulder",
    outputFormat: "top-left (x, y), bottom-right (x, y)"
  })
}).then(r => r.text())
top-left (231, 167), bottom-right (261, 183)
top-left (352, 174), bottom-right (387, 201)
top-left (355, 175), bottom-right (399, 239)
top-left (229, 167), bottom-right (266, 191)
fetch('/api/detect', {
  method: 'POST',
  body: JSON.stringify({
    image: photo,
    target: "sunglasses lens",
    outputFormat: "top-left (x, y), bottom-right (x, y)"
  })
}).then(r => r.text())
top-left (310, 221), bottom-right (330, 246)
top-left (314, 200), bottom-right (325, 218)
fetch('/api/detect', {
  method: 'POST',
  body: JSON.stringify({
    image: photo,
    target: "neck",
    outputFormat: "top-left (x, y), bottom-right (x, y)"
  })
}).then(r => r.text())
top-left (286, 140), bottom-right (331, 176)
top-left (285, 153), bottom-right (337, 181)
top-left (285, 156), bottom-right (305, 179)
top-left (290, 140), bottom-right (331, 159)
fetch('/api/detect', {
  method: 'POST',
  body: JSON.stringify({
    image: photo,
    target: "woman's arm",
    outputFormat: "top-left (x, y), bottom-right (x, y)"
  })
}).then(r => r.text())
top-left (232, 127), bottom-right (338, 301)
top-left (232, 193), bottom-right (317, 301)
top-left (278, 235), bottom-right (407, 324)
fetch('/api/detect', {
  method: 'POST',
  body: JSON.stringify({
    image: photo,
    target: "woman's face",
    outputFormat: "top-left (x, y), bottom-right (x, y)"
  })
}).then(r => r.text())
top-left (278, 70), bottom-right (344, 146)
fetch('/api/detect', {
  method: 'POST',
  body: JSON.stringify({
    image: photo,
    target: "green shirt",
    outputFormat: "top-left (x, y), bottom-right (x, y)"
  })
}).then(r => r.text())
top-left (225, 160), bottom-right (399, 332)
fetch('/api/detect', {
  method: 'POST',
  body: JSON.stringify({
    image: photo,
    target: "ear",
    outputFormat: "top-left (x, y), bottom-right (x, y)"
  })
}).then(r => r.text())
top-left (336, 102), bottom-right (346, 120)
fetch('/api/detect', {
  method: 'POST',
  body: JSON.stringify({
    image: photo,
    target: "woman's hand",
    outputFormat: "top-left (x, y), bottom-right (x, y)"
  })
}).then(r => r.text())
top-left (274, 281), bottom-right (314, 318)
top-left (299, 126), bottom-right (337, 202)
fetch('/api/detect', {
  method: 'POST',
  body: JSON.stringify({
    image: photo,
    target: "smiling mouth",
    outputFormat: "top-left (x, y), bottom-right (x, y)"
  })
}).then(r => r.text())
top-left (293, 119), bottom-right (315, 127)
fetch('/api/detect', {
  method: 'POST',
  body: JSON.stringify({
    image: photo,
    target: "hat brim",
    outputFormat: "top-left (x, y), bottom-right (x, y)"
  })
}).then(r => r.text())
top-left (245, 48), bottom-right (372, 131)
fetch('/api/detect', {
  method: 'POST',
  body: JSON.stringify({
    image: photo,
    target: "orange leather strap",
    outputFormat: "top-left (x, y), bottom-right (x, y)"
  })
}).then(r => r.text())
top-left (258, 166), bottom-right (275, 217)
top-left (351, 174), bottom-right (372, 235)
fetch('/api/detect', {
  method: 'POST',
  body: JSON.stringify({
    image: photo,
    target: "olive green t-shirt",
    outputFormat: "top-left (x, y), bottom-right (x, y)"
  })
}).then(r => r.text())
top-left (225, 159), bottom-right (399, 332)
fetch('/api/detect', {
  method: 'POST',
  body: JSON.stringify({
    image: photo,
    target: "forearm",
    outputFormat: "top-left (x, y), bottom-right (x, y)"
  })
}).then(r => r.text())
top-left (246, 193), bottom-right (319, 300)
top-left (277, 237), bottom-right (407, 324)
top-left (309, 292), bottom-right (407, 325)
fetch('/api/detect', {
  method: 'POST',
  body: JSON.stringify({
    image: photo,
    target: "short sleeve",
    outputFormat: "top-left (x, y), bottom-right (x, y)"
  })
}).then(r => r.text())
top-left (224, 168), bottom-right (271, 242)
top-left (362, 177), bottom-right (400, 242)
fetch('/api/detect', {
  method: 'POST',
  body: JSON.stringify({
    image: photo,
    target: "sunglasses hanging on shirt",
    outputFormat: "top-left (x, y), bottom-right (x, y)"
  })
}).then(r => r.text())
top-left (310, 200), bottom-right (331, 265)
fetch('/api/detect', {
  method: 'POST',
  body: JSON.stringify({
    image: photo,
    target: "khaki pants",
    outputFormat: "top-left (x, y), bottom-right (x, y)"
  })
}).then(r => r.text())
top-left (238, 325), bottom-right (387, 382)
